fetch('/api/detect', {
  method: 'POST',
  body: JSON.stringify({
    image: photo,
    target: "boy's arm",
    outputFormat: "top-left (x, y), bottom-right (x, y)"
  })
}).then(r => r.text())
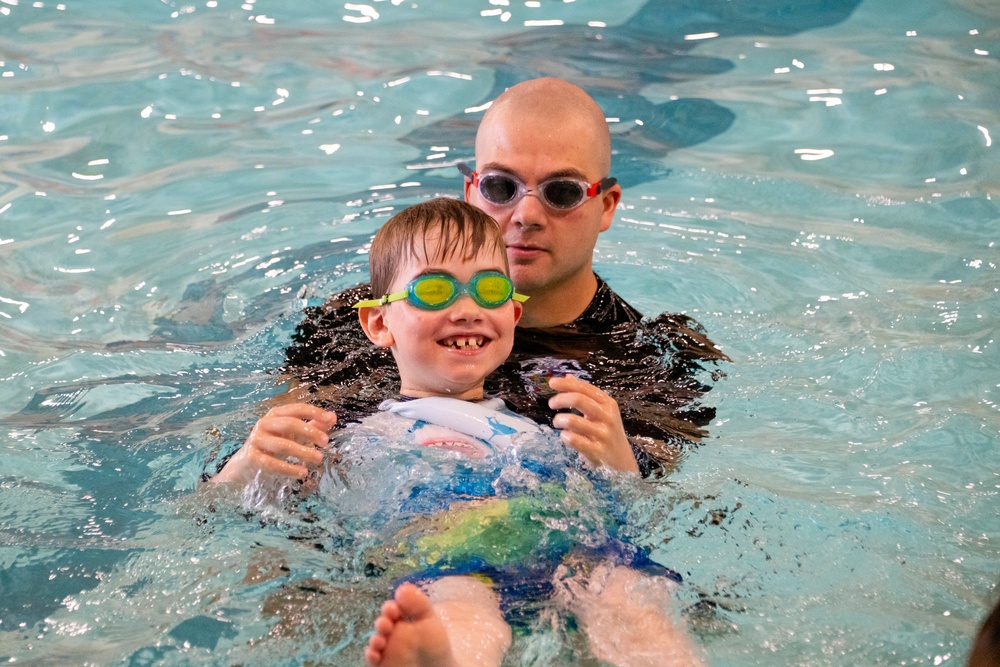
top-left (211, 403), bottom-right (337, 485)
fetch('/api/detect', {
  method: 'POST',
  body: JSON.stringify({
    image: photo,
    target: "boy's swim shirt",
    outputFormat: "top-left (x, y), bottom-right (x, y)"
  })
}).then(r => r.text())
top-left (318, 397), bottom-right (614, 571)
top-left (315, 396), bottom-right (677, 623)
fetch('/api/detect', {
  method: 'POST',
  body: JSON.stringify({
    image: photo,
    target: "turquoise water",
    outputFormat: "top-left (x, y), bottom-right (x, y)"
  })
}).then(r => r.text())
top-left (1, 0), bottom-right (998, 664)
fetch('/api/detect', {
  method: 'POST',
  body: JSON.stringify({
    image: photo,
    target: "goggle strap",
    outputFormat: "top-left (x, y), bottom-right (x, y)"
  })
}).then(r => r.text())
top-left (352, 291), bottom-right (407, 308)
top-left (457, 163), bottom-right (479, 187)
top-left (586, 177), bottom-right (617, 197)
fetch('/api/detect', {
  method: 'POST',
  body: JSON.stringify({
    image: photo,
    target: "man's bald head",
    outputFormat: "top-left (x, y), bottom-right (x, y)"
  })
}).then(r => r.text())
top-left (478, 78), bottom-right (612, 175)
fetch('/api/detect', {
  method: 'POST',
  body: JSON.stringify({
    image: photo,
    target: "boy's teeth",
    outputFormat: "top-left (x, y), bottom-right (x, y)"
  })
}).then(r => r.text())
top-left (447, 336), bottom-right (484, 349)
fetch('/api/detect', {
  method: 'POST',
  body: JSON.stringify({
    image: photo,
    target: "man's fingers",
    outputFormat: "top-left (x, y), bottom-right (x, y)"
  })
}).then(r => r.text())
top-left (547, 374), bottom-right (605, 400)
top-left (549, 391), bottom-right (638, 473)
top-left (255, 452), bottom-right (310, 479)
top-left (551, 410), bottom-right (593, 435)
top-left (547, 376), bottom-right (618, 419)
top-left (258, 416), bottom-right (331, 449)
top-left (548, 392), bottom-right (607, 423)
top-left (253, 433), bottom-right (325, 466)
top-left (235, 403), bottom-right (337, 482)
top-left (550, 411), bottom-right (601, 449)
top-left (557, 429), bottom-right (603, 467)
top-left (265, 403), bottom-right (337, 428)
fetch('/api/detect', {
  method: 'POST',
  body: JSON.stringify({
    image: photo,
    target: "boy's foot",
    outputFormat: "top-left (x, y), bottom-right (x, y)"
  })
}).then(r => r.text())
top-left (365, 583), bottom-right (458, 667)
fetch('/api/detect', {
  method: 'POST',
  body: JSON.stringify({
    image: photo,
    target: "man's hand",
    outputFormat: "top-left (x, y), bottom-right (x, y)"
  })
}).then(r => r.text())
top-left (211, 403), bottom-right (338, 485)
top-left (546, 375), bottom-right (639, 474)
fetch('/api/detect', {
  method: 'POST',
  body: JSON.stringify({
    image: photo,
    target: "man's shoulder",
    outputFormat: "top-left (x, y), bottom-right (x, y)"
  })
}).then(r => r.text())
top-left (302, 284), bottom-right (371, 324)
top-left (574, 274), bottom-right (644, 328)
top-left (589, 274), bottom-right (729, 363)
top-left (283, 283), bottom-right (399, 410)
top-left (640, 311), bottom-right (730, 364)
top-left (285, 284), bottom-right (370, 365)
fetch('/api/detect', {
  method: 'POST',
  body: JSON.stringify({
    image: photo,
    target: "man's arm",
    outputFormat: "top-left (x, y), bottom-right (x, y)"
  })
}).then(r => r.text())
top-left (612, 311), bottom-right (730, 468)
top-left (491, 308), bottom-right (729, 477)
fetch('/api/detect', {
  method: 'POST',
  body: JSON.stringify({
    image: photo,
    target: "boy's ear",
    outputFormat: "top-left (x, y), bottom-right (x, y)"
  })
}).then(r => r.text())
top-left (357, 307), bottom-right (395, 348)
top-left (512, 300), bottom-right (523, 326)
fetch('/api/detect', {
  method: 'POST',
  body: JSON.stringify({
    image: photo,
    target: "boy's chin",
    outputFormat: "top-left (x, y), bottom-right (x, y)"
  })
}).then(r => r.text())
top-left (433, 376), bottom-right (489, 400)
top-left (401, 363), bottom-right (497, 399)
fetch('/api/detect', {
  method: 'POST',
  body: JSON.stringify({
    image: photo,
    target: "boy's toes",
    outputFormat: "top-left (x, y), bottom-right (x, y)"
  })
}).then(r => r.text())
top-left (393, 583), bottom-right (434, 620)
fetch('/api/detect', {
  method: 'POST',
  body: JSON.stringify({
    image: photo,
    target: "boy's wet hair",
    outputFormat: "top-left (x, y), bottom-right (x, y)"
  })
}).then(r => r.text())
top-left (369, 198), bottom-right (509, 296)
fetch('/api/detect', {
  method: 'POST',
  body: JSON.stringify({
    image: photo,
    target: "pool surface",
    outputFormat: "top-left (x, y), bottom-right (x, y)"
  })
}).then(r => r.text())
top-left (1, 0), bottom-right (998, 665)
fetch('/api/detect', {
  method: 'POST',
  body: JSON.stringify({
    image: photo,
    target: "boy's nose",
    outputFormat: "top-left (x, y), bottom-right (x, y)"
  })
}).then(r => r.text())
top-left (448, 293), bottom-right (484, 320)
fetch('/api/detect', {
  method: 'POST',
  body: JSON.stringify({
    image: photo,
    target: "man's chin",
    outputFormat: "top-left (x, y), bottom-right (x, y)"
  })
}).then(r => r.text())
top-left (509, 268), bottom-right (546, 296)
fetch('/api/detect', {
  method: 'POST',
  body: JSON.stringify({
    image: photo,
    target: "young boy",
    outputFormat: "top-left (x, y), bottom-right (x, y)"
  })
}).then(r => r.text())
top-left (212, 198), bottom-right (703, 667)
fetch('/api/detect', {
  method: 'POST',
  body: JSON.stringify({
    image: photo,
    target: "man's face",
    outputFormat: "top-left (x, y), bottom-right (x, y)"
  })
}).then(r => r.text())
top-left (465, 110), bottom-right (619, 298)
top-left (379, 235), bottom-right (522, 400)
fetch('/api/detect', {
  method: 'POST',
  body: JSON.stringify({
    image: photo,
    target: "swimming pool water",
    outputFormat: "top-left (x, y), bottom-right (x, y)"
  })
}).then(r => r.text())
top-left (1, 0), bottom-right (998, 665)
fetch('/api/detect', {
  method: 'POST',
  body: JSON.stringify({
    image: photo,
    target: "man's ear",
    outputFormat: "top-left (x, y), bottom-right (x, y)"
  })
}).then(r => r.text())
top-left (598, 183), bottom-right (621, 233)
top-left (357, 307), bottom-right (395, 348)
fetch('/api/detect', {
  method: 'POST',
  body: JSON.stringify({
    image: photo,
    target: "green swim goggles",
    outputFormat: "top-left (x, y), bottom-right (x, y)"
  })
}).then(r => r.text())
top-left (353, 271), bottom-right (529, 311)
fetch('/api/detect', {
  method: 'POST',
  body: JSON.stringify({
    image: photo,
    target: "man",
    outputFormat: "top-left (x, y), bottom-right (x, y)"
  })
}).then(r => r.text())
top-left (281, 78), bottom-right (728, 476)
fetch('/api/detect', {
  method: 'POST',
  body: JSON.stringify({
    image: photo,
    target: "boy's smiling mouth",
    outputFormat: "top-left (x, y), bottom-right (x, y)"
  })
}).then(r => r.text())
top-left (441, 335), bottom-right (486, 350)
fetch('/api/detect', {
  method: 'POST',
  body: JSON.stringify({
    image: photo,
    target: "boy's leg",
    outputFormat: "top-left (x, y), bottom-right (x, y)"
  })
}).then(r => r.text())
top-left (366, 576), bottom-right (511, 667)
top-left (559, 563), bottom-right (706, 667)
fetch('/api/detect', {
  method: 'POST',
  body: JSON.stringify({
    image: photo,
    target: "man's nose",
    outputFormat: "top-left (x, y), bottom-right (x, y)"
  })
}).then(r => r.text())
top-left (509, 189), bottom-right (547, 228)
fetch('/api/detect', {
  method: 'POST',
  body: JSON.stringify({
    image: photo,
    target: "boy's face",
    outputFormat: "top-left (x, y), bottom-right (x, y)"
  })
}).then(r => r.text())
top-left (364, 232), bottom-right (522, 400)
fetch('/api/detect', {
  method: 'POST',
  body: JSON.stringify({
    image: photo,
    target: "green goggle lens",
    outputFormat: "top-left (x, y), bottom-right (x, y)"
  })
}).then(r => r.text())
top-left (474, 274), bottom-right (513, 304)
top-left (411, 276), bottom-right (457, 307)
